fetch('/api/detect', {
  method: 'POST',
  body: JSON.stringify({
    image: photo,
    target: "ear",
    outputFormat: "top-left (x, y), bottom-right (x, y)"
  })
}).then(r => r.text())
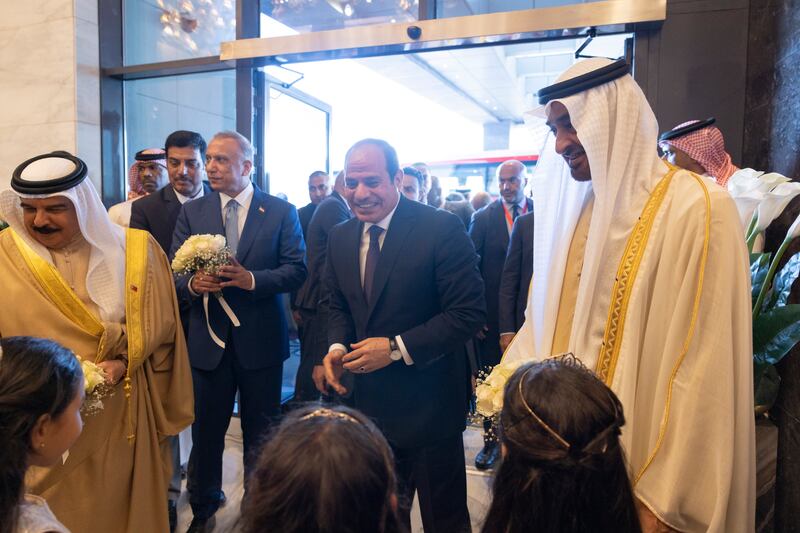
top-left (242, 159), bottom-right (253, 177)
top-left (29, 413), bottom-right (51, 451)
top-left (392, 170), bottom-right (404, 190)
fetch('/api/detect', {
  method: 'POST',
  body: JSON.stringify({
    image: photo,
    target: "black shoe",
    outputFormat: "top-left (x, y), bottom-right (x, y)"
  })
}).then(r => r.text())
top-left (168, 501), bottom-right (177, 533)
top-left (475, 441), bottom-right (500, 470)
top-left (186, 515), bottom-right (216, 533)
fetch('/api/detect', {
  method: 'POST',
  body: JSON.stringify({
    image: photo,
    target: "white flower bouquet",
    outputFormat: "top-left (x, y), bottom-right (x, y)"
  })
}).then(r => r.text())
top-left (475, 359), bottom-right (524, 417)
top-left (77, 356), bottom-right (114, 416)
top-left (171, 234), bottom-right (240, 348)
top-left (171, 234), bottom-right (230, 276)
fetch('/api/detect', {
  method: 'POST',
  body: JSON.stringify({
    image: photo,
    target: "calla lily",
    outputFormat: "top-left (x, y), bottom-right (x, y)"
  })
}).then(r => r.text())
top-left (755, 181), bottom-right (800, 233)
top-left (727, 168), bottom-right (765, 196)
top-left (787, 211), bottom-right (800, 242)
top-left (736, 191), bottom-right (767, 232)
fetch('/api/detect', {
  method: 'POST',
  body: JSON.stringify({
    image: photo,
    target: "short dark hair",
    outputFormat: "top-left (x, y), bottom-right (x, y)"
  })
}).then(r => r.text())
top-left (345, 139), bottom-right (400, 180)
top-left (402, 166), bottom-right (424, 188)
top-left (164, 130), bottom-right (207, 161)
top-left (240, 405), bottom-right (405, 533)
top-left (308, 170), bottom-right (329, 181)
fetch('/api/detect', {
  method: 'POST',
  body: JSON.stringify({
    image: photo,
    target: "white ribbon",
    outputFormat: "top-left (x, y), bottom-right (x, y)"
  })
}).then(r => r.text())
top-left (202, 292), bottom-right (241, 349)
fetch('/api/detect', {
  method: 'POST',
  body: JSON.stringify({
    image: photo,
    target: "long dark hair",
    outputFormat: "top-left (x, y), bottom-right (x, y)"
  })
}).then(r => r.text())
top-left (482, 355), bottom-right (641, 533)
top-left (240, 405), bottom-right (405, 533)
top-left (0, 336), bottom-right (83, 533)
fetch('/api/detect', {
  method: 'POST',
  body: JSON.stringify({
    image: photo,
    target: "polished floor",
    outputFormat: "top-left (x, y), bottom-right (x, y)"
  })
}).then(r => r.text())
top-left (176, 417), bottom-right (492, 532)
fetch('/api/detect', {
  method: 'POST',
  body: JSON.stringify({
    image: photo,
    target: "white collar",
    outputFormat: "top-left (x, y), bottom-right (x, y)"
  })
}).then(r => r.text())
top-left (220, 181), bottom-right (254, 208)
top-left (363, 195), bottom-right (400, 235)
top-left (174, 185), bottom-right (205, 205)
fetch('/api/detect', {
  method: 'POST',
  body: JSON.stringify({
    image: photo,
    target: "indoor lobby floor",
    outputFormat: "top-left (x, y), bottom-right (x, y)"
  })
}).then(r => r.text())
top-left (176, 417), bottom-right (493, 532)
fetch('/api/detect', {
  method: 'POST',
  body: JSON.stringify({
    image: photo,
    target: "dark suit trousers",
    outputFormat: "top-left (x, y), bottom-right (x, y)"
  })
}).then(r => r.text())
top-left (294, 308), bottom-right (321, 402)
top-left (393, 433), bottom-right (471, 533)
top-left (188, 337), bottom-right (283, 519)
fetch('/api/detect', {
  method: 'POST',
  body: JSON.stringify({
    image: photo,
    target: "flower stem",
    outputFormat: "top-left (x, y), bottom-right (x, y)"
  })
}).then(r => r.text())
top-left (754, 237), bottom-right (794, 319)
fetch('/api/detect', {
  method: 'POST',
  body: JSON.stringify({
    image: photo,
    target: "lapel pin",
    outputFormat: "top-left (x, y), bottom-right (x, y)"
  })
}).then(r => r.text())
top-left (258, 206), bottom-right (265, 213)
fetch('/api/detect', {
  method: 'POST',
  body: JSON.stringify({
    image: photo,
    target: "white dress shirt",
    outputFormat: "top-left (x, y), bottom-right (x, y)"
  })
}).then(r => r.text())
top-left (330, 196), bottom-right (414, 365)
top-left (503, 197), bottom-right (529, 235)
top-left (174, 185), bottom-right (205, 205)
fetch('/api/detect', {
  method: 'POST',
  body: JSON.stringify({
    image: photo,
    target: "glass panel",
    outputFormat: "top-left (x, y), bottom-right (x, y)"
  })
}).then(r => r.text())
top-left (265, 87), bottom-right (329, 206)
top-left (123, 70), bottom-right (236, 187)
top-left (260, 0), bottom-right (417, 36)
top-left (124, 0), bottom-right (236, 65)
top-left (436, 0), bottom-right (603, 18)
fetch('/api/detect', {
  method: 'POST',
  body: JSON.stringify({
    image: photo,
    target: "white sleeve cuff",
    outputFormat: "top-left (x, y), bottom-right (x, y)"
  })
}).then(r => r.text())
top-left (329, 343), bottom-right (348, 355)
top-left (188, 275), bottom-right (199, 297)
top-left (395, 335), bottom-right (414, 366)
top-left (249, 272), bottom-right (256, 290)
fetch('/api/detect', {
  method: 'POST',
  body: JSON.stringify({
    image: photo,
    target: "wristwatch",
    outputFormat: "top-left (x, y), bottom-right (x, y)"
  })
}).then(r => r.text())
top-left (389, 337), bottom-right (402, 361)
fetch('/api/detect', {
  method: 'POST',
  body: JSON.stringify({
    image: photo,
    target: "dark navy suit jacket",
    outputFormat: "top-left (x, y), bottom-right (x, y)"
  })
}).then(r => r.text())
top-left (325, 196), bottom-right (485, 448)
top-left (469, 197), bottom-right (533, 364)
top-left (498, 211), bottom-right (534, 335)
top-left (171, 186), bottom-right (307, 370)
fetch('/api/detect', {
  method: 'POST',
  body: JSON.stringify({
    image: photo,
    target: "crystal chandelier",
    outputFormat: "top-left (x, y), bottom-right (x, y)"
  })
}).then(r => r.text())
top-left (158, 0), bottom-right (236, 53)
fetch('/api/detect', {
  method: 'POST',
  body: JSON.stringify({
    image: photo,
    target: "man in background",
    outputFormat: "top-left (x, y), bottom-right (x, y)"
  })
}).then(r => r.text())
top-left (108, 148), bottom-right (168, 227)
top-left (400, 166), bottom-right (425, 203)
top-left (297, 170), bottom-right (332, 237)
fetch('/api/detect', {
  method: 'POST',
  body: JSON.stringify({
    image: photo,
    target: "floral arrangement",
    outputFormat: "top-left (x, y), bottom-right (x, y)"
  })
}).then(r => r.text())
top-left (171, 233), bottom-right (240, 349)
top-left (77, 356), bottom-right (114, 416)
top-left (171, 234), bottom-right (230, 276)
top-left (729, 168), bottom-right (800, 412)
top-left (475, 359), bottom-right (524, 417)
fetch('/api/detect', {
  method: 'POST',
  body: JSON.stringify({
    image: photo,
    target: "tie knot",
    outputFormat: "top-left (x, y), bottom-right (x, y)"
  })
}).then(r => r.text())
top-left (226, 199), bottom-right (239, 211)
top-left (368, 225), bottom-right (384, 239)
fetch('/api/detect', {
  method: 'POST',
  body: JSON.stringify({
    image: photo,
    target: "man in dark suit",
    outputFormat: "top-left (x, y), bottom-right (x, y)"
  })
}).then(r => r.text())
top-left (129, 129), bottom-right (210, 532)
top-left (172, 131), bottom-right (306, 533)
top-left (296, 170), bottom-right (331, 237)
top-left (322, 139), bottom-right (484, 533)
top-left (468, 159), bottom-right (531, 470)
top-left (498, 210), bottom-right (534, 353)
top-left (293, 171), bottom-right (352, 401)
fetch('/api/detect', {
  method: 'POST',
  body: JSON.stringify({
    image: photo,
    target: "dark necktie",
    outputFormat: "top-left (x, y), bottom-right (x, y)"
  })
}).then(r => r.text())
top-left (363, 225), bottom-right (384, 304)
top-left (225, 199), bottom-right (240, 256)
top-left (512, 203), bottom-right (520, 221)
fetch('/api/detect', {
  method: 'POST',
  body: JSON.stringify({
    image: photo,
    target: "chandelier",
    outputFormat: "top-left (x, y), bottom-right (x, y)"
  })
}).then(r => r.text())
top-left (158, 0), bottom-right (236, 53)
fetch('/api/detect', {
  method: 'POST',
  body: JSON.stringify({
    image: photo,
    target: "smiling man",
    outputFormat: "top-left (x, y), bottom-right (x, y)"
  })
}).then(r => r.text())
top-left (320, 138), bottom-right (484, 532)
top-left (502, 58), bottom-right (754, 532)
top-left (0, 151), bottom-right (193, 533)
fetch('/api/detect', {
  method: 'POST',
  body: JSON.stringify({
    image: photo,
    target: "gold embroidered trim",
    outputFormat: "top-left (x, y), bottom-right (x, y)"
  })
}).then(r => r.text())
top-left (595, 168), bottom-right (678, 383)
top-left (633, 171), bottom-right (711, 485)
top-left (124, 228), bottom-right (150, 444)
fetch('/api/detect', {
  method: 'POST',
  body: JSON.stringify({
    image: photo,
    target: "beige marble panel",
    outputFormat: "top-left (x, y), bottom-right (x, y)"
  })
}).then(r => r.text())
top-left (0, 0), bottom-right (73, 30)
top-left (0, 121), bottom-right (76, 191)
top-left (75, 18), bottom-right (100, 126)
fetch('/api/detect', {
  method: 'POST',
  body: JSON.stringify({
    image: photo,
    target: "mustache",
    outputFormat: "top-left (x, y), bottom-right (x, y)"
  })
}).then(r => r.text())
top-left (32, 225), bottom-right (60, 234)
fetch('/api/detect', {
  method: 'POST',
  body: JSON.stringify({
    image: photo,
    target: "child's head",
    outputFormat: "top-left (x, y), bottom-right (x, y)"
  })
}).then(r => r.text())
top-left (0, 336), bottom-right (84, 533)
top-left (482, 354), bottom-right (641, 533)
top-left (240, 405), bottom-right (404, 533)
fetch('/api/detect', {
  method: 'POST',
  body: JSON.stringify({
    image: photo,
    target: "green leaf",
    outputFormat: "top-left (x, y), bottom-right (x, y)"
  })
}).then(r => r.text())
top-left (754, 363), bottom-right (781, 411)
top-left (753, 304), bottom-right (800, 364)
top-left (769, 251), bottom-right (800, 308)
top-left (751, 253), bottom-right (772, 306)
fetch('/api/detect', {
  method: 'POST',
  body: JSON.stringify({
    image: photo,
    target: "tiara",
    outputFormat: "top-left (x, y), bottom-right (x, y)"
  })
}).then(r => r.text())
top-left (300, 407), bottom-right (361, 425)
top-left (518, 364), bottom-right (571, 450)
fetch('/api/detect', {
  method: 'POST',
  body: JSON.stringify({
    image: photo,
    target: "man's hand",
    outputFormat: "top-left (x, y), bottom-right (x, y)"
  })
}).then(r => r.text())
top-left (342, 337), bottom-right (393, 374)
top-left (97, 359), bottom-right (126, 385)
top-left (476, 325), bottom-right (489, 340)
top-left (292, 310), bottom-right (303, 327)
top-left (323, 349), bottom-right (347, 395)
top-left (312, 365), bottom-right (328, 394)
top-left (636, 499), bottom-right (677, 533)
top-left (190, 269), bottom-right (222, 294)
top-left (499, 333), bottom-right (514, 353)
top-left (219, 257), bottom-right (253, 290)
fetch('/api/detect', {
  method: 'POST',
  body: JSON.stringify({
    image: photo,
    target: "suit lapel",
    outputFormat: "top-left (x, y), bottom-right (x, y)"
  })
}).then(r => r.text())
top-left (203, 192), bottom-right (225, 235)
top-left (366, 197), bottom-right (415, 319)
top-left (237, 187), bottom-right (268, 263)
top-left (347, 219), bottom-right (367, 314)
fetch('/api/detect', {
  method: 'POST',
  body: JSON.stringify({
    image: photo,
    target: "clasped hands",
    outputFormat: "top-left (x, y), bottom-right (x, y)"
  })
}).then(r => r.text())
top-left (190, 256), bottom-right (252, 293)
top-left (97, 359), bottom-right (126, 385)
top-left (316, 337), bottom-right (393, 395)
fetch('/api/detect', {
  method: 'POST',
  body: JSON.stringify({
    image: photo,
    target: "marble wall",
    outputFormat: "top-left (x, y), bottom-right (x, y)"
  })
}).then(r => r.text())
top-left (743, 0), bottom-right (800, 179)
top-left (0, 0), bottom-right (100, 191)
